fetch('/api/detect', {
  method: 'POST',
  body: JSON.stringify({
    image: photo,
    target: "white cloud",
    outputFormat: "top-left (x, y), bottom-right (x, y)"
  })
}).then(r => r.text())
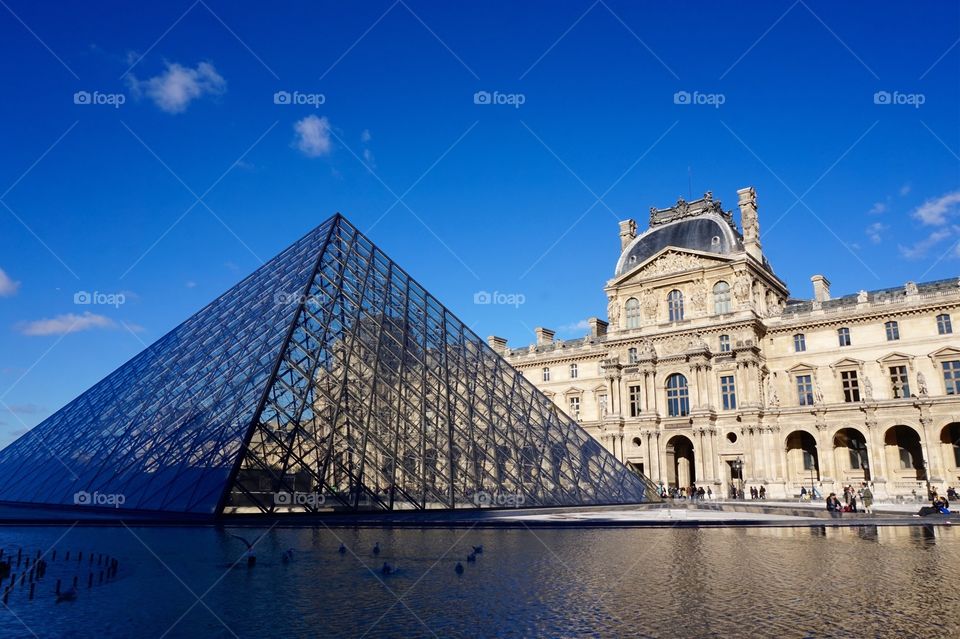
top-left (898, 228), bottom-right (953, 259)
top-left (912, 190), bottom-right (960, 226)
top-left (900, 183), bottom-right (912, 196)
top-left (559, 319), bottom-right (591, 334)
top-left (0, 268), bottom-right (20, 297)
top-left (129, 61), bottom-right (226, 114)
top-left (865, 222), bottom-right (888, 244)
top-left (360, 129), bottom-right (372, 143)
top-left (293, 115), bottom-right (333, 157)
top-left (185, 280), bottom-right (197, 288)
top-left (17, 311), bottom-right (117, 336)
top-left (867, 201), bottom-right (887, 215)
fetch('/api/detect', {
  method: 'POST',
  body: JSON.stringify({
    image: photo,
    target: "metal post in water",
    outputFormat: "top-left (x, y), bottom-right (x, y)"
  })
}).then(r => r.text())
top-left (55, 579), bottom-right (61, 595)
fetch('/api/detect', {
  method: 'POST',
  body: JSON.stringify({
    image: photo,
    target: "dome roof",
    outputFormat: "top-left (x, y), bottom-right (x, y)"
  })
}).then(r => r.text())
top-left (615, 212), bottom-right (743, 276)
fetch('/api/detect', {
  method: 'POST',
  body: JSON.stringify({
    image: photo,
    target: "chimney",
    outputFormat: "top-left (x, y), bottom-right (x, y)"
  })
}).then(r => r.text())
top-left (737, 186), bottom-right (762, 262)
top-left (587, 317), bottom-right (608, 337)
top-left (535, 327), bottom-right (555, 345)
top-left (618, 219), bottom-right (637, 251)
top-left (487, 335), bottom-right (508, 354)
top-left (811, 274), bottom-right (831, 302)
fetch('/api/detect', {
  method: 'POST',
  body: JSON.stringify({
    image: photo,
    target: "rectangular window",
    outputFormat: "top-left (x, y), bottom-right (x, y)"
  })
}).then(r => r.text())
top-left (794, 334), bottom-right (806, 352)
top-left (943, 360), bottom-right (960, 395)
top-left (885, 321), bottom-right (900, 341)
top-left (840, 371), bottom-right (860, 402)
top-left (841, 370), bottom-right (860, 402)
top-left (628, 384), bottom-right (643, 417)
top-left (796, 374), bottom-right (814, 406)
top-left (569, 363), bottom-right (578, 379)
top-left (838, 327), bottom-right (851, 347)
top-left (598, 394), bottom-right (608, 416)
top-left (568, 396), bottom-right (580, 420)
top-left (719, 335), bottom-right (730, 353)
top-left (720, 375), bottom-right (737, 410)
top-left (542, 368), bottom-right (550, 382)
top-left (890, 365), bottom-right (910, 398)
top-left (938, 314), bottom-right (953, 335)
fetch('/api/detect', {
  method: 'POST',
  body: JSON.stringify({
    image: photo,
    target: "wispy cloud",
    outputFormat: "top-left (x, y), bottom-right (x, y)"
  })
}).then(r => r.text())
top-left (866, 222), bottom-right (888, 244)
top-left (899, 183), bottom-right (912, 196)
top-left (16, 311), bottom-right (117, 336)
top-left (293, 115), bottom-right (333, 157)
top-left (913, 190), bottom-right (960, 226)
top-left (559, 319), bottom-right (591, 334)
top-left (898, 228), bottom-right (953, 259)
top-left (867, 201), bottom-right (887, 215)
top-left (128, 61), bottom-right (226, 114)
top-left (0, 268), bottom-right (19, 297)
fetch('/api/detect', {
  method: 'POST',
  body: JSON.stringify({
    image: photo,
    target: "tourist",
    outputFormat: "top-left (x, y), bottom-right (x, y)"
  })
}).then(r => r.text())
top-left (706, 486), bottom-right (713, 500)
top-left (861, 484), bottom-right (874, 514)
top-left (948, 487), bottom-right (959, 501)
top-left (848, 493), bottom-right (857, 513)
top-left (799, 486), bottom-right (808, 502)
top-left (759, 485), bottom-right (766, 500)
top-left (826, 492), bottom-right (843, 518)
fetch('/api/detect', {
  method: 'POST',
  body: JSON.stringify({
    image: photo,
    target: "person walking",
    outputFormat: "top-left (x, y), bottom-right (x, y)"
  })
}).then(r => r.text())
top-left (759, 485), bottom-right (766, 500)
top-left (861, 484), bottom-right (874, 514)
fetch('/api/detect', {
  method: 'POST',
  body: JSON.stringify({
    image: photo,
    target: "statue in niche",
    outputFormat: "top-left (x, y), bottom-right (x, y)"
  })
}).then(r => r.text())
top-left (863, 376), bottom-right (873, 401)
top-left (813, 375), bottom-right (824, 404)
top-left (733, 273), bottom-right (752, 306)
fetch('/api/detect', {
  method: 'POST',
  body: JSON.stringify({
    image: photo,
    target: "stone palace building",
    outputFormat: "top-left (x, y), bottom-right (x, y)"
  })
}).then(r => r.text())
top-left (492, 187), bottom-right (960, 500)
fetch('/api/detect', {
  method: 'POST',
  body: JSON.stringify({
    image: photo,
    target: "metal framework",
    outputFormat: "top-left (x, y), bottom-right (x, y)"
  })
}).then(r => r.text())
top-left (0, 215), bottom-right (653, 516)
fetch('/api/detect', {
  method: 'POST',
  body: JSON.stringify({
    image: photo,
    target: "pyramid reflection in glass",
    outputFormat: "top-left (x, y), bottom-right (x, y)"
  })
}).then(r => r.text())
top-left (0, 215), bottom-right (653, 516)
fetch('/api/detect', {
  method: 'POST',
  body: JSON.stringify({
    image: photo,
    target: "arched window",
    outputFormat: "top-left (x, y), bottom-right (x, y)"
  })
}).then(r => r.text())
top-left (713, 281), bottom-right (731, 314)
top-left (667, 290), bottom-right (684, 322)
top-left (665, 373), bottom-right (690, 417)
top-left (625, 297), bottom-right (641, 328)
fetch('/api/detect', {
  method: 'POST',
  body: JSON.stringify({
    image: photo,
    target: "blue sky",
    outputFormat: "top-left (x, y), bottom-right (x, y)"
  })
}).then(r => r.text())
top-left (0, 1), bottom-right (958, 447)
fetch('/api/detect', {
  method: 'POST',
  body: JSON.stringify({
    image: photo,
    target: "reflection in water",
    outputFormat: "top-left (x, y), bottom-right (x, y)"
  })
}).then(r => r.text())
top-left (0, 525), bottom-right (957, 638)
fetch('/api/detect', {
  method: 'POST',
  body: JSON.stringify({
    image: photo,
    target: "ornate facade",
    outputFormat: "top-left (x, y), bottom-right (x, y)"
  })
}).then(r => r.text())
top-left (496, 187), bottom-right (960, 500)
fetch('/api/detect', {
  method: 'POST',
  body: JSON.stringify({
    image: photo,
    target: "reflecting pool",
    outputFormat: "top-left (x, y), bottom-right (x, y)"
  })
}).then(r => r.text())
top-left (0, 524), bottom-right (957, 638)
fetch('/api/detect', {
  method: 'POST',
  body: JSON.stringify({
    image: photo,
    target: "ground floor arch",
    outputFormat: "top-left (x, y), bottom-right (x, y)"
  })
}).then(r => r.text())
top-left (665, 434), bottom-right (695, 489)
top-left (884, 425), bottom-right (926, 481)
top-left (833, 427), bottom-right (871, 482)
top-left (785, 430), bottom-right (820, 489)
top-left (940, 423), bottom-right (960, 472)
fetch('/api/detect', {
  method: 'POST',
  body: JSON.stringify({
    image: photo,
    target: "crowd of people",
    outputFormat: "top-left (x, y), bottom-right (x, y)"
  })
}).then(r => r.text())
top-left (825, 483), bottom-right (874, 517)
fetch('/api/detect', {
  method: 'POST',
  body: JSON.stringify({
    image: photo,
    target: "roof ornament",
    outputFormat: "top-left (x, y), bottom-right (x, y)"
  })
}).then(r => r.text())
top-left (648, 191), bottom-right (735, 230)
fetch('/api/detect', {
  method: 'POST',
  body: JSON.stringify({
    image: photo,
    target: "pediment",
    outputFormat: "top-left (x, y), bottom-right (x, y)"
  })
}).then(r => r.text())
top-left (830, 357), bottom-right (864, 370)
top-left (611, 247), bottom-right (732, 286)
top-left (877, 351), bottom-right (915, 364)
top-left (786, 362), bottom-right (816, 374)
top-left (929, 346), bottom-right (960, 360)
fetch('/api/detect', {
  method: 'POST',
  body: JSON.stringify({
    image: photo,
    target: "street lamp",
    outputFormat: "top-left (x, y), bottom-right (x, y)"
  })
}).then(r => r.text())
top-left (731, 457), bottom-right (744, 500)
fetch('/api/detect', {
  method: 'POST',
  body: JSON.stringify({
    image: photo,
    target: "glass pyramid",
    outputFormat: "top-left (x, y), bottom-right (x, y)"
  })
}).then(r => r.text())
top-left (0, 215), bottom-right (653, 517)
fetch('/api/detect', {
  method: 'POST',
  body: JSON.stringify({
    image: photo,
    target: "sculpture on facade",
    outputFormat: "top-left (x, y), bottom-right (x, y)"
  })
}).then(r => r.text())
top-left (917, 372), bottom-right (929, 396)
top-left (857, 290), bottom-right (869, 304)
top-left (607, 295), bottom-right (620, 327)
top-left (905, 281), bottom-right (919, 296)
top-left (641, 288), bottom-right (659, 318)
top-left (813, 374), bottom-right (825, 404)
top-left (639, 338), bottom-right (656, 358)
top-left (765, 375), bottom-right (780, 407)
top-left (687, 333), bottom-right (708, 351)
top-left (863, 376), bottom-right (873, 401)
top-left (690, 279), bottom-right (707, 313)
top-left (733, 273), bottom-right (752, 307)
